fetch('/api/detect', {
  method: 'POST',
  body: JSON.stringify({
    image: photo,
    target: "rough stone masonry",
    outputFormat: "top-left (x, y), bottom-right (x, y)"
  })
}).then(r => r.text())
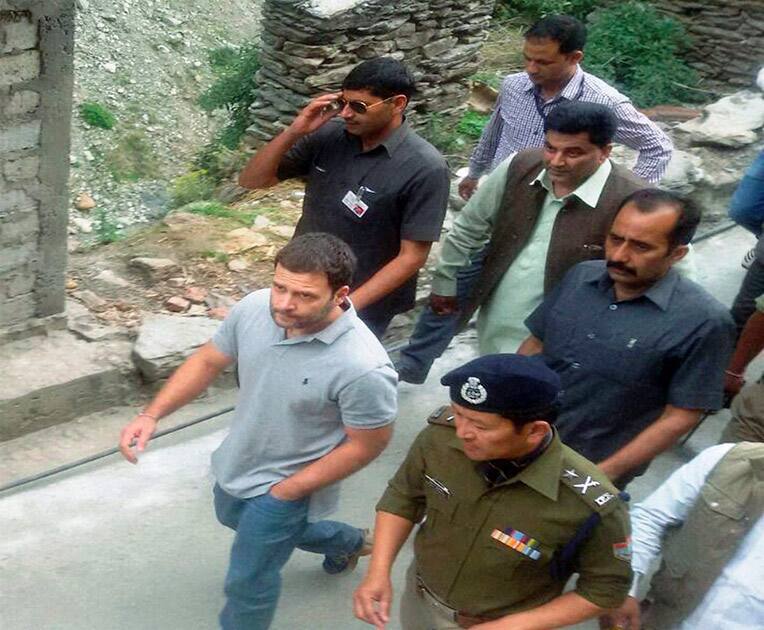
top-left (247, 0), bottom-right (496, 145)
top-left (0, 1), bottom-right (74, 342)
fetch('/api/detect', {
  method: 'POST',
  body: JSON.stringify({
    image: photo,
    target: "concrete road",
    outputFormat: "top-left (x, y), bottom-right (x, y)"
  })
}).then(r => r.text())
top-left (0, 226), bottom-right (754, 630)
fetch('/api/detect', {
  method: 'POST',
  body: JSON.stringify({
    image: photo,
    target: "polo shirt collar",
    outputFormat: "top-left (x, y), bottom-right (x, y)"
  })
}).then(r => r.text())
top-left (532, 158), bottom-right (612, 208)
top-left (522, 65), bottom-right (584, 100)
top-left (277, 302), bottom-right (356, 345)
top-left (590, 265), bottom-right (681, 311)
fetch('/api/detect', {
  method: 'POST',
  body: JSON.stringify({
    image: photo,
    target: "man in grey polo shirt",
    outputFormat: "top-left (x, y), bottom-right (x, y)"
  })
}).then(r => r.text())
top-left (119, 233), bottom-right (397, 630)
top-left (519, 190), bottom-right (734, 487)
top-left (238, 57), bottom-right (450, 337)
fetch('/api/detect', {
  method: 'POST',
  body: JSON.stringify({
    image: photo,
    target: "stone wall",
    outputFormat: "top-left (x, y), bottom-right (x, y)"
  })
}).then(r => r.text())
top-left (0, 1), bottom-right (74, 341)
top-left (656, 0), bottom-right (764, 88)
top-left (247, 0), bottom-right (495, 145)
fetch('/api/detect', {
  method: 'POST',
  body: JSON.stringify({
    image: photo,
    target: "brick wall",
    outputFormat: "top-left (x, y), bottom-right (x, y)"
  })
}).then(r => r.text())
top-left (0, 1), bottom-right (74, 341)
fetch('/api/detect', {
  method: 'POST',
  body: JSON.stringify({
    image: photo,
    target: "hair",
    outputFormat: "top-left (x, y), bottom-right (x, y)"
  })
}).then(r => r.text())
top-left (274, 233), bottom-right (357, 291)
top-left (544, 101), bottom-right (618, 147)
top-left (500, 404), bottom-right (558, 429)
top-left (618, 189), bottom-right (703, 249)
top-left (525, 14), bottom-right (587, 54)
top-left (342, 57), bottom-right (416, 100)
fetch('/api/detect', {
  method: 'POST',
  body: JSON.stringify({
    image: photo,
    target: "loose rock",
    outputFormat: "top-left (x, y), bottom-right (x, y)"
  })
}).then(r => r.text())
top-left (165, 296), bottom-right (191, 313)
top-left (75, 192), bottom-right (96, 211)
top-left (129, 257), bottom-right (181, 282)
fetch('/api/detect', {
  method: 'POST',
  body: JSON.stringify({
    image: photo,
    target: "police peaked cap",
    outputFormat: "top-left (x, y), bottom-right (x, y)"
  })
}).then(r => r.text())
top-left (441, 353), bottom-right (561, 418)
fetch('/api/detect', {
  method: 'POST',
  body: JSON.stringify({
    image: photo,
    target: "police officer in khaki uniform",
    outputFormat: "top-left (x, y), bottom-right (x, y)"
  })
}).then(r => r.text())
top-left (353, 354), bottom-right (632, 629)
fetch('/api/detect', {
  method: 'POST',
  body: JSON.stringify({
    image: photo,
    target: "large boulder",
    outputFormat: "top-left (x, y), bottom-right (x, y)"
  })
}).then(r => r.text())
top-left (132, 314), bottom-right (220, 381)
top-left (677, 90), bottom-right (764, 148)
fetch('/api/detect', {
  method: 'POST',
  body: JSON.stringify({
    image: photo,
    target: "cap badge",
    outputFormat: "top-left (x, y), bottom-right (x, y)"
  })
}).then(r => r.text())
top-left (461, 376), bottom-right (488, 404)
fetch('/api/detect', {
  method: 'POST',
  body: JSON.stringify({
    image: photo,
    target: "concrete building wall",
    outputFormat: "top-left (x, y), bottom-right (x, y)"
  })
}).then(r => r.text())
top-left (247, 0), bottom-right (495, 145)
top-left (657, 0), bottom-right (764, 88)
top-left (0, 1), bottom-right (74, 341)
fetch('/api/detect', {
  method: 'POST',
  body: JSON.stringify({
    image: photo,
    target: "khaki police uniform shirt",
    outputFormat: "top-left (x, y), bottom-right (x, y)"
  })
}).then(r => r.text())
top-left (376, 419), bottom-right (632, 618)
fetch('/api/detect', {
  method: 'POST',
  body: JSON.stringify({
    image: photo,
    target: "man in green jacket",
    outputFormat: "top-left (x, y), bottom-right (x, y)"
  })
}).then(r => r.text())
top-left (354, 353), bottom-right (632, 629)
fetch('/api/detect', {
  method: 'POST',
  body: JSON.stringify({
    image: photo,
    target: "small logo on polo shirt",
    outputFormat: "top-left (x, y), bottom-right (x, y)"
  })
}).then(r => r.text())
top-left (461, 377), bottom-right (488, 404)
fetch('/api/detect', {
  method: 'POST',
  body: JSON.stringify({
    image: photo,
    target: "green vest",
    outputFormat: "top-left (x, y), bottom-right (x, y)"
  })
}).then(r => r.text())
top-left (645, 442), bottom-right (764, 629)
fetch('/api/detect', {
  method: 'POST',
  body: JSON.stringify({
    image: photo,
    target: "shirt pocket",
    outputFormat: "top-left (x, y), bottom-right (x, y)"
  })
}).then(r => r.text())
top-left (583, 335), bottom-right (663, 387)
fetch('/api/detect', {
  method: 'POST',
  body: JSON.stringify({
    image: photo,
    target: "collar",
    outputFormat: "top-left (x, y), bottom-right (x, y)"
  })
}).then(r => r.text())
top-left (347, 118), bottom-right (410, 157)
top-left (447, 429), bottom-right (564, 501)
top-left (522, 65), bottom-right (584, 100)
top-left (275, 299), bottom-right (357, 345)
top-left (590, 265), bottom-right (681, 311)
top-left (531, 158), bottom-right (612, 208)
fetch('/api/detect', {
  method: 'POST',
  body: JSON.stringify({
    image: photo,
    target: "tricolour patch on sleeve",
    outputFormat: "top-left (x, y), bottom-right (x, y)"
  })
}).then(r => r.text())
top-left (612, 537), bottom-right (632, 563)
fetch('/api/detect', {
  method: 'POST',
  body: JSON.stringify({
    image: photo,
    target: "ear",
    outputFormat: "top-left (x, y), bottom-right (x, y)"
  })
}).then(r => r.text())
top-left (669, 243), bottom-right (689, 264)
top-left (569, 50), bottom-right (584, 65)
top-left (334, 285), bottom-right (350, 303)
top-left (522, 420), bottom-right (550, 443)
top-left (393, 94), bottom-right (408, 113)
top-left (600, 143), bottom-right (613, 161)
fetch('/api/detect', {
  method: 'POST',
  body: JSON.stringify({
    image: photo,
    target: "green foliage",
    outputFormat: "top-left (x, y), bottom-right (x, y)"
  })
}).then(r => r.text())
top-left (201, 250), bottom-right (231, 263)
top-left (470, 71), bottom-right (503, 90)
top-left (198, 43), bottom-right (260, 150)
top-left (456, 111), bottom-right (490, 139)
top-left (194, 143), bottom-right (247, 183)
top-left (79, 102), bottom-right (116, 130)
top-left (105, 131), bottom-right (159, 181)
top-left (494, 0), bottom-right (598, 21)
top-left (420, 113), bottom-right (469, 156)
top-left (584, 1), bottom-right (702, 107)
top-left (169, 170), bottom-right (216, 208)
top-left (180, 201), bottom-right (257, 225)
top-left (93, 207), bottom-right (121, 244)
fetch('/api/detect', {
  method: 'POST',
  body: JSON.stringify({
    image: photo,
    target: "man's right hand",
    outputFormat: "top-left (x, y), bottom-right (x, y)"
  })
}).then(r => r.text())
top-left (458, 176), bottom-right (479, 201)
top-left (599, 596), bottom-right (641, 630)
top-left (353, 574), bottom-right (393, 630)
top-left (119, 414), bottom-right (159, 464)
top-left (429, 293), bottom-right (460, 316)
top-left (287, 92), bottom-right (343, 137)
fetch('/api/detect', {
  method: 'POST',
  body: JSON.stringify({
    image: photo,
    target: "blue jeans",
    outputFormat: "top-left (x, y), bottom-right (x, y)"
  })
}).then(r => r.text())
top-left (214, 484), bottom-right (364, 630)
top-left (729, 150), bottom-right (764, 236)
top-left (396, 249), bottom-right (486, 381)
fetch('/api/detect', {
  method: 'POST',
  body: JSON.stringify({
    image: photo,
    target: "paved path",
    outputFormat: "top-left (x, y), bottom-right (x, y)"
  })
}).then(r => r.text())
top-left (0, 226), bottom-right (754, 630)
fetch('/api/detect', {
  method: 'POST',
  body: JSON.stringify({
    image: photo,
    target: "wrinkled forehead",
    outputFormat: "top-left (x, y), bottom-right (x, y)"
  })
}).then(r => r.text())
top-left (544, 129), bottom-right (600, 152)
top-left (340, 88), bottom-right (383, 103)
top-left (273, 263), bottom-right (332, 293)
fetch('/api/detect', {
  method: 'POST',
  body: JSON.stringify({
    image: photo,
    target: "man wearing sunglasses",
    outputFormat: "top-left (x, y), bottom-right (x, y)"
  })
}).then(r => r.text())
top-left (239, 57), bottom-right (450, 338)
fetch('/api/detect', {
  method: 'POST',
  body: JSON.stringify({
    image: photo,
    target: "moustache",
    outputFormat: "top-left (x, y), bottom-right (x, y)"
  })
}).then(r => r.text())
top-left (606, 261), bottom-right (637, 276)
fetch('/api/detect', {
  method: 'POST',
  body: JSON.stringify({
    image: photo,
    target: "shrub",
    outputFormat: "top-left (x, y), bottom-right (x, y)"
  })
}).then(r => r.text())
top-left (495, 0), bottom-right (598, 21)
top-left (79, 102), bottom-right (116, 129)
top-left (198, 43), bottom-right (260, 150)
top-left (457, 111), bottom-right (490, 139)
top-left (420, 113), bottom-right (469, 156)
top-left (169, 170), bottom-right (216, 208)
top-left (105, 131), bottom-right (159, 182)
top-left (93, 207), bottom-right (121, 244)
top-left (584, 1), bottom-right (702, 107)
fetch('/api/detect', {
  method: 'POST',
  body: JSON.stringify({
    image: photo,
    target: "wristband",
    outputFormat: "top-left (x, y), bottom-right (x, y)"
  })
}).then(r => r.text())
top-left (725, 370), bottom-right (744, 379)
top-left (138, 410), bottom-right (159, 422)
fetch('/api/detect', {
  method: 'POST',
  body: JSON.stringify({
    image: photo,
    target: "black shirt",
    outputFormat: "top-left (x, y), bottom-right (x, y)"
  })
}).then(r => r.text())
top-left (277, 119), bottom-right (450, 320)
top-left (525, 260), bottom-right (735, 464)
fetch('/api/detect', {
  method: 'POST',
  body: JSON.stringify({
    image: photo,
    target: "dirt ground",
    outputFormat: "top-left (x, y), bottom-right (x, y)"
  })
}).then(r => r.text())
top-left (66, 180), bottom-right (306, 332)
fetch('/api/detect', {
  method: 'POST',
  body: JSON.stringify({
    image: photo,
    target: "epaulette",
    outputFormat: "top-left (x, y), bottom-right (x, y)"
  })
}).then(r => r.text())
top-left (426, 405), bottom-right (455, 428)
top-left (558, 456), bottom-right (625, 515)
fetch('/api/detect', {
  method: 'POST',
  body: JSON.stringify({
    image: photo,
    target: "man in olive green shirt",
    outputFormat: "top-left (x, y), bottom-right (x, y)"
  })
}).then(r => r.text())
top-left (354, 354), bottom-right (631, 629)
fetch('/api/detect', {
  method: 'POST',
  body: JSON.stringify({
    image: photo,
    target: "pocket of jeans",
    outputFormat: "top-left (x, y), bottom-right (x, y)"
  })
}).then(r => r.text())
top-left (262, 489), bottom-right (307, 509)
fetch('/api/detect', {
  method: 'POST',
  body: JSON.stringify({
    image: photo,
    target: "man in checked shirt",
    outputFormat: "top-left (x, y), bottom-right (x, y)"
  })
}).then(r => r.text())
top-left (459, 14), bottom-right (671, 200)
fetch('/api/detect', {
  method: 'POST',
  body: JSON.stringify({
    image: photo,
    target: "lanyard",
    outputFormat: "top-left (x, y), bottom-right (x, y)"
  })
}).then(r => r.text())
top-left (532, 76), bottom-right (586, 121)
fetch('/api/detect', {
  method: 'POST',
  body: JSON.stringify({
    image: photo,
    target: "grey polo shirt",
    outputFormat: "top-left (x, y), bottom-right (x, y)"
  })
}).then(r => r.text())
top-left (525, 260), bottom-right (735, 464)
top-left (277, 118), bottom-right (450, 321)
top-left (210, 289), bottom-right (397, 520)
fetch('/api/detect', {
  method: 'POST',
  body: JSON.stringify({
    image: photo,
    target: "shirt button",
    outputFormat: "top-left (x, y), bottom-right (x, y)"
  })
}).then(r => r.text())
top-left (587, 333), bottom-right (596, 339)
top-left (571, 362), bottom-right (581, 369)
top-left (609, 304), bottom-right (618, 311)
